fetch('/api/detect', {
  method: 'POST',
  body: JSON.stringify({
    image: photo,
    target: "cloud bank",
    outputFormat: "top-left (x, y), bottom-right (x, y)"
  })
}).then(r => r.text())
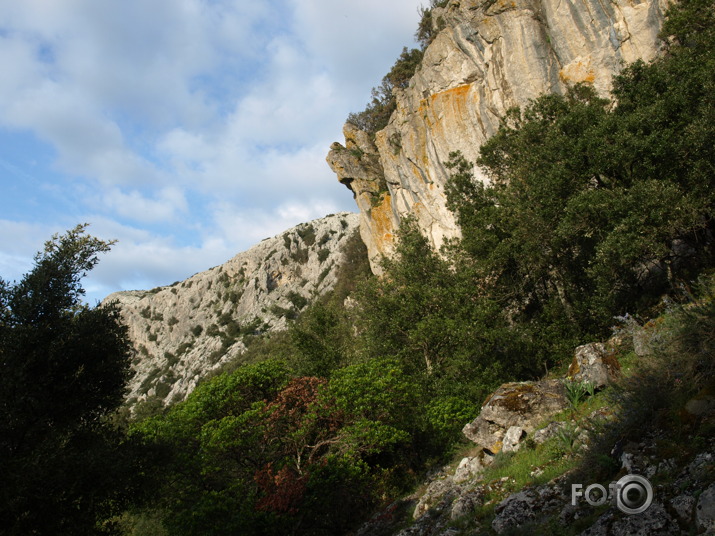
top-left (0, 0), bottom-right (422, 302)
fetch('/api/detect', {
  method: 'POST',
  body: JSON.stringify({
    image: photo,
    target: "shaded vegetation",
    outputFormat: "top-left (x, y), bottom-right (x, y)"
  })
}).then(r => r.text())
top-left (0, 226), bottom-right (155, 535)
top-left (128, 0), bottom-right (715, 531)
top-left (5, 1), bottom-right (713, 535)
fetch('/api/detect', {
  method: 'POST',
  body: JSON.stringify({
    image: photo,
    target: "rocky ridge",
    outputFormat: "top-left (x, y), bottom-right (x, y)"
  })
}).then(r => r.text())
top-left (328, 0), bottom-right (669, 272)
top-left (104, 212), bottom-right (360, 407)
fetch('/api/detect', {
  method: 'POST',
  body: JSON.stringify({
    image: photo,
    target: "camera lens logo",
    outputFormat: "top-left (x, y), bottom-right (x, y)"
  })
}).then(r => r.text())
top-left (571, 474), bottom-right (653, 514)
top-left (615, 474), bottom-right (653, 515)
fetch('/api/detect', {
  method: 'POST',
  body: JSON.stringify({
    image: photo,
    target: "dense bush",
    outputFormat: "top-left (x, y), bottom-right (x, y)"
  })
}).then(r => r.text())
top-left (132, 358), bottom-right (425, 535)
top-left (445, 0), bottom-right (715, 338)
top-left (415, 0), bottom-right (449, 49)
top-left (127, 0), bottom-right (715, 533)
top-left (355, 218), bottom-right (538, 398)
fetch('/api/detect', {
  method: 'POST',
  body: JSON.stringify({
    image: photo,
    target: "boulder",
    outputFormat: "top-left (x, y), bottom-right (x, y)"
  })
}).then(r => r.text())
top-left (449, 491), bottom-right (482, 521)
top-left (413, 477), bottom-right (459, 520)
top-left (502, 426), bottom-right (526, 453)
top-left (492, 484), bottom-right (565, 533)
top-left (463, 380), bottom-right (568, 453)
top-left (568, 342), bottom-right (620, 389)
top-left (697, 483), bottom-right (715, 533)
top-left (462, 416), bottom-right (505, 454)
top-left (581, 502), bottom-right (679, 535)
top-left (670, 495), bottom-right (696, 524)
top-left (453, 455), bottom-right (487, 484)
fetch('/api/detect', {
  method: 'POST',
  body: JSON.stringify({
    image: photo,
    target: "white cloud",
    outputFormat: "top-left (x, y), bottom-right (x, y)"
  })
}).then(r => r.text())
top-left (101, 187), bottom-right (188, 224)
top-left (209, 198), bottom-right (346, 254)
top-left (0, 219), bottom-right (57, 283)
top-left (0, 0), bottom-right (423, 299)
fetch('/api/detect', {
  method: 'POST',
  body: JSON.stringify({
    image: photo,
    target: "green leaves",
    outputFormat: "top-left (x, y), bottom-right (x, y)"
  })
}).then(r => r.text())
top-left (0, 226), bottom-right (145, 535)
top-left (347, 47), bottom-right (423, 135)
top-left (135, 357), bottom-right (424, 535)
top-left (446, 22), bottom-right (715, 332)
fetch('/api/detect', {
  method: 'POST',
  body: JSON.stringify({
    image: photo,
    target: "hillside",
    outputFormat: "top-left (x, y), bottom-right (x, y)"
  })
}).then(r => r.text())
top-left (105, 212), bottom-right (359, 407)
top-left (7, 0), bottom-right (709, 534)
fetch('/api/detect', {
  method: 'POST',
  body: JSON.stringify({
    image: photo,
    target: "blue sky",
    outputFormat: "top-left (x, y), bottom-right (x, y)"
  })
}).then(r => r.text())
top-left (0, 0), bottom-right (423, 303)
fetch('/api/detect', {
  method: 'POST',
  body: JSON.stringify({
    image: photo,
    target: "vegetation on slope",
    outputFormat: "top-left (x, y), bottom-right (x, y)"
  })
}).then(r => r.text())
top-left (125, 1), bottom-right (714, 532)
top-left (437, 276), bottom-right (715, 535)
top-left (2, 0), bottom-right (713, 534)
top-left (347, 46), bottom-right (424, 136)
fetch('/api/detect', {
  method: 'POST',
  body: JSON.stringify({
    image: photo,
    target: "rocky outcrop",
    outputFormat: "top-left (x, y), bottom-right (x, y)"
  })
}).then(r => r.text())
top-left (328, 0), bottom-right (668, 271)
top-left (568, 342), bottom-right (621, 389)
top-left (349, 327), bottom-right (715, 535)
top-left (327, 126), bottom-right (397, 272)
top-left (104, 213), bottom-right (360, 407)
top-left (462, 379), bottom-right (569, 454)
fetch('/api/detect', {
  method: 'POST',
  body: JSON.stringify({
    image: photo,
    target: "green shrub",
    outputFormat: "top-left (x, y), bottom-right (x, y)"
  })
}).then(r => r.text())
top-left (164, 352), bottom-right (178, 366)
top-left (290, 246), bottom-right (309, 264)
top-left (286, 291), bottom-right (308, 310)
top-left (296, 224), bottom-right (316, 246)
top-left (317, 248), bottom-right (330, 263)
top-left (175, 342), bottom-right (193, 356)
top-left (415, 0), bottom-right (449, 49)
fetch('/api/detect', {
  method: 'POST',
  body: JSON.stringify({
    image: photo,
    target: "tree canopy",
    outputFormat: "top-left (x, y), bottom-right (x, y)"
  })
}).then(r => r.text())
top-left (0, 225), bottom-right (145, 535)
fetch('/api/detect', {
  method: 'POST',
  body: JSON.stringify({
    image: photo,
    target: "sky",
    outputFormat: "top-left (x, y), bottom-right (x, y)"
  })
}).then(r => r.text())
top-left (0, 0), bottom-right (424, 303)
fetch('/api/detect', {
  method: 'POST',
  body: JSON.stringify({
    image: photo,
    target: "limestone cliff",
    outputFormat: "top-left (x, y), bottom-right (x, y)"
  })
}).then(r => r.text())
top-left (328, 0), bottom-right (668, 272)
top-left (105, 213), bottom-right (359, 407)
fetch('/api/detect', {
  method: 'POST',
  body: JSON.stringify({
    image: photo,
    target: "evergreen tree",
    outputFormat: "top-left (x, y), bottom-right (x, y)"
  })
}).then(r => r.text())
top-left (0, 225), bottom-right (142, 535)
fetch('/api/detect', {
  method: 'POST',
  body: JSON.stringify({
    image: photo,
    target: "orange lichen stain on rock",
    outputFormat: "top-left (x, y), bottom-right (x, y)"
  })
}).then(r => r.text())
top-left (427, 84), bottom-right (474, 137)
top-left (430, 84), bottom-right (472, 110)
top-left (370, 193), bottom-right (397, 253)
top-left (418, 98), bottom-right (429, 115)
top-left (559, 60), bottom-right (596, 84)
top-left (419, 84), bottom-right (474, 119)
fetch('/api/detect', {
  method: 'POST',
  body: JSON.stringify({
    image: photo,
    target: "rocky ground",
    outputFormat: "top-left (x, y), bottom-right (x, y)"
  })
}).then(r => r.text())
top-left (353, 335), bottom-right (715, 535)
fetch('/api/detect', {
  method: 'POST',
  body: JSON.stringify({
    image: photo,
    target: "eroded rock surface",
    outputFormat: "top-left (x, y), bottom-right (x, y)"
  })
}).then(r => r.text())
top-left (463, 379), bottom-right (568, 453)
top-left (568, 342), bottom-right (621, 389)
top-left (329, 0), bottom-right (668, 271)
top-left (105, 213), bottom-right (360, 408)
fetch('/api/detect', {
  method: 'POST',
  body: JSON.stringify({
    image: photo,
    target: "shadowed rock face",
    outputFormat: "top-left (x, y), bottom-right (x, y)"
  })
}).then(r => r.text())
top-left (568, 342), bottom-right (622, 388)
top-left (328, 0), bottom-right (668, 272)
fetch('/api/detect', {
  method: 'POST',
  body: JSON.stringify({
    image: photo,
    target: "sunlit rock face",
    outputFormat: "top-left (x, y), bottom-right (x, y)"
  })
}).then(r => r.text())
top-left (329, 0), bottom-right (668, 272)
top-left (105, 212), bottom-right (360, 407)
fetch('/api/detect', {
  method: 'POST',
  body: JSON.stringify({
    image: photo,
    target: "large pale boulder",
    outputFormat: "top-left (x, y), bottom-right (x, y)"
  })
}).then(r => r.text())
top-left (463, 379), bottom-right (568, 453)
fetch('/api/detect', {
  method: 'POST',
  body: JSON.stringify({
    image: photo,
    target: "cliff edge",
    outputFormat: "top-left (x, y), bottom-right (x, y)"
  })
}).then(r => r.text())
top-left (328, 0), bottom-right (668, 272)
